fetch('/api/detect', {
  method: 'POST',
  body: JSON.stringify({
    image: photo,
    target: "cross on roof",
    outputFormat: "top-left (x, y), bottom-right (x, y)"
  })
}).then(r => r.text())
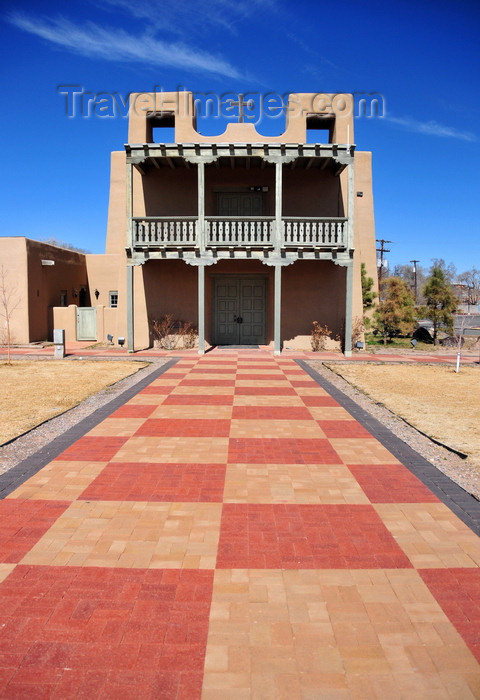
top-left (224, 94), bottom-right (255, 123)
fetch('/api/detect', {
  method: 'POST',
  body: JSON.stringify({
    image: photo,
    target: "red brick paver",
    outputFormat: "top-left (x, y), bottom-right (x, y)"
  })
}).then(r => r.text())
top-left (1, 353), bottom-right (479, 698)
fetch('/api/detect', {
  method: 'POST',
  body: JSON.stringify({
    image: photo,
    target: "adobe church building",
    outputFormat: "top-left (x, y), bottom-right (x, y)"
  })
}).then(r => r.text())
top-left (0, 91), bottom-right (377, 355)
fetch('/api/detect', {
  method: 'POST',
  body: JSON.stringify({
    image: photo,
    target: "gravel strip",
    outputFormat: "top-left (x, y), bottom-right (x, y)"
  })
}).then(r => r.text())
top-left (308, 360), bottom-right (480, 501)
top-left (0, 358), bottom-right (169, 476)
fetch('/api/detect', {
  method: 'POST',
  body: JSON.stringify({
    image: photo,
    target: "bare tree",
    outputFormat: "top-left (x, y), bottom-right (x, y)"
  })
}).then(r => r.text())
top-left (392, 263), bottom-right (427, 304)
top-left (41, 237), bottom-right (90, 254)
top-left (0, 265), bottom-right (22, 364)
top-left (430, 258), bottom-right (457, 284)
top-left (457, 268), bottom-right (480, 310)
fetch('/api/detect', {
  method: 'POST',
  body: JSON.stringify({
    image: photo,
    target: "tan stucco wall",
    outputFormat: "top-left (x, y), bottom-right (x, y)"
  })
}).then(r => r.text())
top-left (105, 151), bottom-right (127, 255)
top-left (25, 240), bottom-right (88, 341)
top-left (0, 238), bottom-right (88, 344)
top-left (352, 151), bottom-right (378, 326)
top-left (282, 169), bottom-right (345, 217)
top-left (52, 305), bottom-right (77, 341)
top-left (128, 92), bottom-right (354, 146)
top-left (141, 168), bottom-right (198, 217)
top-left (282, 260), bottom-right (345, 349)
top-left (0, 238), bottom-right (29, 344)
top-left (85, 253), bottom-right (123, 343)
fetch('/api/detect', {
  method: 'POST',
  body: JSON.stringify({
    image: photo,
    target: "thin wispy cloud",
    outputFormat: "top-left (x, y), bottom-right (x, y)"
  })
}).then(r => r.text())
top-left (7, 11), bottom-right (245, 79)
top-left (385, 114), bottom-right (476, 142)
top-left (95, 0), bottom-right (278, 36)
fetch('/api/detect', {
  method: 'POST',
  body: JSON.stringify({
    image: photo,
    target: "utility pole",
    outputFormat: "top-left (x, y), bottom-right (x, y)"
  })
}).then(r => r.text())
top-left (410, 259), bottom-right (420, 304)
top-left (376, 239), bottom-right (392, 294)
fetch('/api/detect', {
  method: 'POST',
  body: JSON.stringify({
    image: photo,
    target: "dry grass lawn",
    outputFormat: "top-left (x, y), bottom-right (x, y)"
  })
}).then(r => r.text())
top-left (326, 363), bottom-right (480, 465)
top-left (0, 360), bottom-right (149, 445)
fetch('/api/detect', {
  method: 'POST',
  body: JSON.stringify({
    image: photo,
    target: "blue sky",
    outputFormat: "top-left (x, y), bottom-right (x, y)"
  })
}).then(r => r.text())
top-left (1, 0), bottom-right (479, 276)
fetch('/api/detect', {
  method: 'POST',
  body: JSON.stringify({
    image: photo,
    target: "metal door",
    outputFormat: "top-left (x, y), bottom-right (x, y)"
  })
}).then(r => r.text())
top-left (76, 307), bottom-right (97, 341)
top-left (214, 278), bottom-right (266, 345)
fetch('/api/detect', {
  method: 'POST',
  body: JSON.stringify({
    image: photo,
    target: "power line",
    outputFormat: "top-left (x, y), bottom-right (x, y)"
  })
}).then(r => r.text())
top-left (376, 239), bottom-right (392, 290)
top-left (410, 259), bottom-right (420, 304)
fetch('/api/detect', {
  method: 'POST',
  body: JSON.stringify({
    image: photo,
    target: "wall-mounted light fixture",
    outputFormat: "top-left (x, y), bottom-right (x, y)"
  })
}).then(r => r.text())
top-left (356, 192), bottom-right (363, 197)
top-left (94, 289), bottom-right (100, 300)
top-left (118, 337), bottom-right (125, 347)
top-left (107, 334), bottom-right (114, 344)
top-left (41, 260), bottom-right (55, 266)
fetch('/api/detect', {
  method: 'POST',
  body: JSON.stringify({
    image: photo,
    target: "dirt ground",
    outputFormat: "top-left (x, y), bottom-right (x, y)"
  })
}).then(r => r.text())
top-left (325, 363), bottom-right (480, 466)
top-left (0, 360), bottom-right (149, 445)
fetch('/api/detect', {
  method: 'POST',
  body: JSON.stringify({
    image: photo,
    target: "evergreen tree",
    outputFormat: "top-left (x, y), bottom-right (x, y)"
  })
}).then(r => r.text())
top-left (420, 267), bottom-right (458, 344)
top-left (373, 277), bottom-right (416, 345)
top-left (361, 262), bottom-right (376, 330)
top-left (361, 262), bottom-right (376, 310)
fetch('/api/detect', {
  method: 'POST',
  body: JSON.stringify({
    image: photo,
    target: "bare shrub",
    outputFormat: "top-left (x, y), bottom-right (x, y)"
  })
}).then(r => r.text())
top-left (310, 322), bottom-right (332, 351)
top-left (0, 265), bottom-right (21, 364)
top-left (181, 322), bottom-right (198, 349)
top-left (351, 316), bottom-right (365, 349)
top-left (150, 315), bottom-right (198, 350)
top-left (150, 314), bottom-right (180, 350)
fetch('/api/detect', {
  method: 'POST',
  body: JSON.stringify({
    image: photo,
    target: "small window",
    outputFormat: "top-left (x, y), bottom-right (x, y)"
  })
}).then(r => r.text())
top-left (60, 291), bottom-right (67, 307)
top-left (306, 114), bottom-right (334, 144)
top-left (109, 291), bottom-right (118, 308)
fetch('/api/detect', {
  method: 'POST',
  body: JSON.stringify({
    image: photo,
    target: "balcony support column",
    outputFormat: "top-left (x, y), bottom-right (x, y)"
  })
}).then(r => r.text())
top-left (347, 156), bottom-right (355, 250)
top-left (184, 154), bottom-right (217, 250)
top-left (197, 263), bottom-right (205, 354)
top-left (126, 264), bottom-right (134, 352)
top-left (197, 161), bottom-right (205, 253)
top-left (126, 159), bottom-right (135, 352)
top-left (264, 153), bottom-right (294, 250)
top-left (274, 161), bottom-right (282, 254)
top-left (185, 258), bottom-right (218, 354)
top-left (344, 260), bottom-right (353, 357)
top-left (274, 264), bottom-right (282, 355)
top-left (262, 257), bottom-right (295, 356)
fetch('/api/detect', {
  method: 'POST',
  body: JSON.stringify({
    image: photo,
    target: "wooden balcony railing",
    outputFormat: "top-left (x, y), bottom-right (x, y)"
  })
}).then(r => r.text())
top-left (283, 217), bottom-right (347, 247)
top-left (206, 217), bottom-right (274, 247)
top-left (132, 216), bottom-right (347, 249)
top-left (133, 217), bottom-right (197, 247)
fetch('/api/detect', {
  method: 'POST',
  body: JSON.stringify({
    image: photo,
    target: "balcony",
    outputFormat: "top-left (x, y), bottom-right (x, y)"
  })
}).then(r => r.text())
top-left (132, 216), bottom-right (347, 250)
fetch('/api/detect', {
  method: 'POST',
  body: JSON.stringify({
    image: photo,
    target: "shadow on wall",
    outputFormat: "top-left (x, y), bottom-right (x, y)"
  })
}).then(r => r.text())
top-left (281, 260), bottom-right (346, 342)
top-left (142, 260), bottom-right (198, 347)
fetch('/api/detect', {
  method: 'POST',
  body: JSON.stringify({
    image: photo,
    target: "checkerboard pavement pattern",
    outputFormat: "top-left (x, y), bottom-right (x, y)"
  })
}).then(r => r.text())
top-left (1, 354), bottom-right (480, 698)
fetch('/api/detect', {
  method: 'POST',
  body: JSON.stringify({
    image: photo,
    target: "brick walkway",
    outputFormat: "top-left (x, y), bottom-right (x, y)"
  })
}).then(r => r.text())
top-left (1, 354), bottom-right (479, 698)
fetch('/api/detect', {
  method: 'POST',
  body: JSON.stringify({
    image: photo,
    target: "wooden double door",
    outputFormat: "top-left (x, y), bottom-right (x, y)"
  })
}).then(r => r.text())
top-left (213, 277), bottom-right (266, 346)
